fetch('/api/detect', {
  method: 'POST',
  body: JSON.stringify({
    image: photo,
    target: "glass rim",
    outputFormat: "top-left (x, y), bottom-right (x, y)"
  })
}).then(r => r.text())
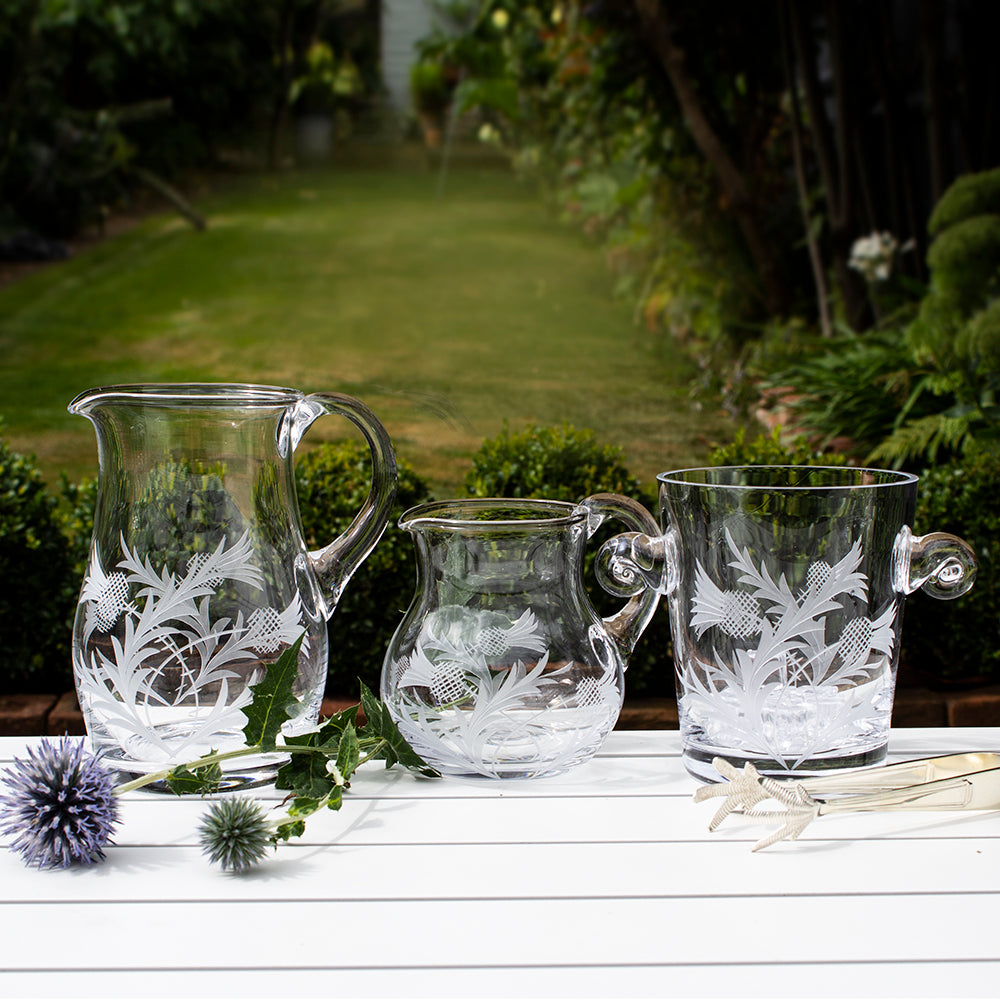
top-left (657, 464), bottom-right (919, 491)
top-left (68, 383), bottom-right (304, 413)
top-left (400, 497), bottom-right (587, 530)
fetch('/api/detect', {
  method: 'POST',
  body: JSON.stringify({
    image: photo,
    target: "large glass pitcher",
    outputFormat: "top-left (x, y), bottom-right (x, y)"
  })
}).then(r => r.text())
top-left (69, 383), bottom-right (396, 783)
top-left (380, 495), bottom-right (662, 778)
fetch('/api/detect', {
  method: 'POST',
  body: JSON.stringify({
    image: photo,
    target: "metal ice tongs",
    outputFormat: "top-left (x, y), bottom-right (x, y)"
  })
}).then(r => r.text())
top-left (694, 752), bottom-right (1000, 851)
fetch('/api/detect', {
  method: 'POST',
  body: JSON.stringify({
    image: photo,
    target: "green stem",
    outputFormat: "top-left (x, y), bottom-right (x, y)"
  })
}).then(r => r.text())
top-left (113, 735), bottom-right (391, 796)
top-left (113, 744), bottom-right (270, 795)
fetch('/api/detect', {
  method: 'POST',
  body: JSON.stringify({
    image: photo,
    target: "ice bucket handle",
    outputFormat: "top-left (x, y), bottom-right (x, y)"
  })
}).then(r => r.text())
top-left (893, 525), bottom-right (977, 600)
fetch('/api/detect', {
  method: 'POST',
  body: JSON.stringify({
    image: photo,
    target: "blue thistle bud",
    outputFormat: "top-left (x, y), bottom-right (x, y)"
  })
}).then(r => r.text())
top-left (0, 736), bottom-right (119, 870)
top-left (198, 797), bottom-right (272, 872)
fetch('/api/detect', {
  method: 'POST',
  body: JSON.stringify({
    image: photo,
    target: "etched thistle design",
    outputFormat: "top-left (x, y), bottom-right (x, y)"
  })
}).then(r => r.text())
top-left (76, 531), bottom-right (305, 763)
top-left (388, 606), bottom-right (619, 777)
top-left (683, 529), bottom-right (898, 766)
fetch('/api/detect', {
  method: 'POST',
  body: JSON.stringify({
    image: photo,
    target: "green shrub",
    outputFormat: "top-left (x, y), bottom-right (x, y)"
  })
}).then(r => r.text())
top-left (294, 441), bottom-right (433, 696)
top-left (465, 422), bottom-right (645, 503)
top-left (928, 165), bottom-right (1000, 235)
top-left (868, 169), bottom-right (1000, 468)
top-left (903, 449), bottom-right (1000, 684)
top-left (709, 426), bottom-right (849, 467)
top-left (0, 436), bottom-right (75, 693)
top-left (465, 423), bottom-right (671, 698)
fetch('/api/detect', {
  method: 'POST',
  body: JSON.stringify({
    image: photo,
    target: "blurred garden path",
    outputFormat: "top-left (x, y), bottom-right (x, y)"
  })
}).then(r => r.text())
top-left (0, 150), bottom-right (737, 495)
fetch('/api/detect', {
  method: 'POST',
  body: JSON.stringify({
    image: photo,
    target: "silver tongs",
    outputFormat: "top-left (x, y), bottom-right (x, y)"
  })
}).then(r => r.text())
top-left (694, 752), bottom-right (1000, 851)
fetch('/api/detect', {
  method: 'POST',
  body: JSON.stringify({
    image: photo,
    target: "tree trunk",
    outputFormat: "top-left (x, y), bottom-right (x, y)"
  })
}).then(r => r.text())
top-left (778, 1), bottom-right (832, 337)
top-left (918, 0), bottom-right (950, 205)
top-left (633, 0), bottom-right (788, 317)
top-left (267, 0), bottom-right (298, 170)
top-left (789, 0), bottom-right (867, 329)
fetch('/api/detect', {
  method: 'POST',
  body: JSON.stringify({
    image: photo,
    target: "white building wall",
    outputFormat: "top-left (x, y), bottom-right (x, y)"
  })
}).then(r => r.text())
top-left (381, 0), bottom-right (437, 113)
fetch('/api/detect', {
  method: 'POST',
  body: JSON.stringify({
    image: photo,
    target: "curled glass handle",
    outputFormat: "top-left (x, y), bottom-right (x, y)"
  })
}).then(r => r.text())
top-left (894, 525), bottom-right (977, 600)
top-left (286, 392), bottom-right (397, 619)
top-left (595, 527), bottom-right (678, 598)
top-left (579, 493), bottom-right (664, 662)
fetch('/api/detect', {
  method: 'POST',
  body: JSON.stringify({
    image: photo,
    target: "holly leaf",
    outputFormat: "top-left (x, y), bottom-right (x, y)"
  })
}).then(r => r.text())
top-left (242, 633), bottom-right (304, 750)
top-left (358, 680), bottom-right (439, 776)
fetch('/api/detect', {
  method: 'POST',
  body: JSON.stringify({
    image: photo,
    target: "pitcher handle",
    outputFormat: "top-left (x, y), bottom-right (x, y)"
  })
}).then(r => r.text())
top-left (287, 392), bottom-right (397, 619)
top-left (580, 493), bottom-right (665, 664)
top-left (893, 525), bottom-right (977, 600)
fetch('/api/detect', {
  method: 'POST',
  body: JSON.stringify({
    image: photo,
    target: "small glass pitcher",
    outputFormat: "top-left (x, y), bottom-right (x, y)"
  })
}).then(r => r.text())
top-left (69, 383), bottom-right (396, 783)
top-left (380, 495), bottom-right (662, 778)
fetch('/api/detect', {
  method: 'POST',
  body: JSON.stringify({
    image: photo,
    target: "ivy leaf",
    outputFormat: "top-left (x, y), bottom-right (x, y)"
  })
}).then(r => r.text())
top-left (359, 680), bottom-right (440, 776)
top-left (164, 760), bottom-right (223, 796)
top-left (242, 633), bottom-right (304, 751)
top-left (273, 748), bottom-right (337, 800)
top-left (271, 818), bottom-right (306, 844)
top-left (311, 702), bottom-right (360, 742)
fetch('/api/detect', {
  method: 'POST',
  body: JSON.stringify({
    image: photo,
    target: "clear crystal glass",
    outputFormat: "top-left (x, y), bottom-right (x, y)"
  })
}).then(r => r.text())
top-left (600, 466), bottom-right (977, 781)
top-left (69, 383), bottom-right (396, 786)
top-left (381, 495), bottom-right (661, 778)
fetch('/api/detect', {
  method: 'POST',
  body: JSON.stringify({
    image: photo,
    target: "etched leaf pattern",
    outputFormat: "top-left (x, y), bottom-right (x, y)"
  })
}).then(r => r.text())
top-left (389, 607), bottom-right (619, 777)
top-left (684, 530), bottom-right (898, 765)
top-left (76, 531), bottom-right (305, 761)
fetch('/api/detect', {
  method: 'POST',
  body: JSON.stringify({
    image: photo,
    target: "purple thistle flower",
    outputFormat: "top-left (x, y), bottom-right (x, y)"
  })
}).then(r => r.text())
top-left (0, 736), bottom-right (119, 870)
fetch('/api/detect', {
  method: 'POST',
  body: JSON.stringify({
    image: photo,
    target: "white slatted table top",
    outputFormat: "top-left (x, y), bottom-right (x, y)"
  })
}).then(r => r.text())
top-left (2, 729), bottom-right (999, 999)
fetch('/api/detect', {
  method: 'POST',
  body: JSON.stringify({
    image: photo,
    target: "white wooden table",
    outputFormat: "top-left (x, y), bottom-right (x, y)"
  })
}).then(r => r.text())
top-left (2, 729), bottom-right (999, 999)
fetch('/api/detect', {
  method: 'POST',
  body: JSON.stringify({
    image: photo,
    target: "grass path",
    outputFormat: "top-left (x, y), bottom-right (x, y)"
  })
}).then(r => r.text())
top-left (0, 156), bottom-right (737, 494)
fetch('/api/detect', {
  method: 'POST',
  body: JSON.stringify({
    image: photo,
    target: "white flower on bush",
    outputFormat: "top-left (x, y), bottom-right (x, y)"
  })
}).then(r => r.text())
top-left (848, 231), bottom-right (899, 282)
top-left (478, 122), bottom-right (502, 146)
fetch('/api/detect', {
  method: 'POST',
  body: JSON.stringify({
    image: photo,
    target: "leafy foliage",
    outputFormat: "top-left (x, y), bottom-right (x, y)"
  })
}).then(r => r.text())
top-left (242, 634), bottom-right (304, 751)
top-left (0, 434), bottom-right (75, 693)
top-left (465, 422), bottom-right (642, 502)
top-left (764, 169), bottom-right (1000, 471)
top-left (928, 166), bottom-right (1000, 235)
top-left (0, 1), bottom-right (379, 238)
top-left (109, 644), bottom-right (439, 870)
top-left (294, 441), bottom-right (433, 696)
top-left (869, 170), bottom-right (1000, 468)
top-left (709, 427), bottom-right (848, 468)
top-left (903, 450), bottom-right (1000, 683)
top-left (464, 422), bottom-right (671, 697)
top-left (760, 329), bottom-right (925, 460)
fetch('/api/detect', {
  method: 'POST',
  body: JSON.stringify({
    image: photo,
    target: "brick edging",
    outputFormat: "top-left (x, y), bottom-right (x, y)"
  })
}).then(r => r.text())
top-left (2, 686), bottom-right (998, 738)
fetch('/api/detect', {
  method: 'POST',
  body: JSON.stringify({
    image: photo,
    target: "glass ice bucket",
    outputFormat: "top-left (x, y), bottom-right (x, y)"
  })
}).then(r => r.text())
top-left (600, 466), bottom-right (977, 781)
top-left (380, 495), bottom-right (662, 778)
top-left (69, 383), bottom-right (396, 784)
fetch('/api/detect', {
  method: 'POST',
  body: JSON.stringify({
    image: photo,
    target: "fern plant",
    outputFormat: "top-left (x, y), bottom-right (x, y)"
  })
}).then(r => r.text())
top-left (869, 167), bottom-right (1000, 468)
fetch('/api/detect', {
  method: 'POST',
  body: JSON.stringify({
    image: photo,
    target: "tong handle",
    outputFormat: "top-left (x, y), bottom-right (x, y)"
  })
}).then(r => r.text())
top-left (797, 752), bottom-right (1000, 796)
top-left (816, 769), bottom-right (1000, 816)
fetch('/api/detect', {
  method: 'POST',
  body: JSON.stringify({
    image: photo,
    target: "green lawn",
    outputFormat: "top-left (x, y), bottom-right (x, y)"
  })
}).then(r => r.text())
top-left (0, 154), bottom-right (737, 495)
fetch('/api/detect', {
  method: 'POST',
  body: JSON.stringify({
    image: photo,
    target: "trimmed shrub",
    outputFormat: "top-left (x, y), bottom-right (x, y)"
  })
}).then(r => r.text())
top-left (0, 436), bottom-right (75, 693)
top-left (294, 441), bottom-right (433, 696)
top-left (465, 422), bottom-right (644, 502)
top-left (709, 426), bottom-right (849, 467)
top-left (903, 450), bottom-right (1000, 684)
top-left (465, 423), bottom-right (671, 698)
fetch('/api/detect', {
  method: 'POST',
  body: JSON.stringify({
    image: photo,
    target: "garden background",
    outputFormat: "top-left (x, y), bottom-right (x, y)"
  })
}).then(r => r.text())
top-left (1, 0), bottom-right (998, 728)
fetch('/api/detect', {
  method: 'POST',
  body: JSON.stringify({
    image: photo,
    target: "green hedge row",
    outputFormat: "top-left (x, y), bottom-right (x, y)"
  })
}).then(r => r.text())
top-left (1, 424), bottom-right (996, 697)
